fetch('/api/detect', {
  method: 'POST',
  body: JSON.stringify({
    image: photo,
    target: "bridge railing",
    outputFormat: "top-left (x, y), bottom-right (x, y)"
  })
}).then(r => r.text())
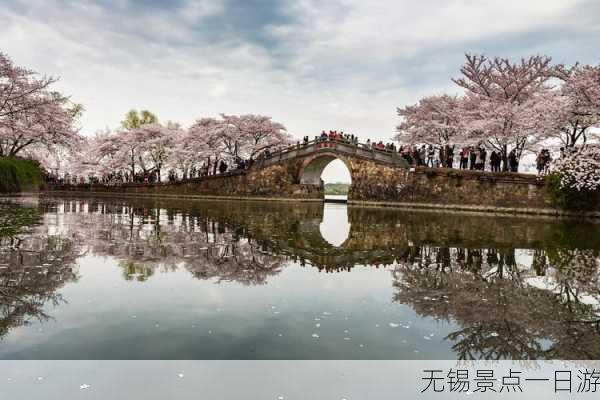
top-left (258, 138), bottom-right (407, 165)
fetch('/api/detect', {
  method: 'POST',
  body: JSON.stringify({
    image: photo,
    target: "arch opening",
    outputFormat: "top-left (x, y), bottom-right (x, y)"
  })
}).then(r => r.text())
top-left (299, 155), bottom-right (352, 202)
top-left (300, 155), bottom-right (338, 185)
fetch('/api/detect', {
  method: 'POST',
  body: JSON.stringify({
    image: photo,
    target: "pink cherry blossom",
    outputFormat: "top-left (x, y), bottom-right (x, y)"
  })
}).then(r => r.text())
top-left (395, 95), bottom-right (463, 145)
top-left (0, 52), bottom-right (81, 158)
top-left (552, 145), bottom-right (600, 192)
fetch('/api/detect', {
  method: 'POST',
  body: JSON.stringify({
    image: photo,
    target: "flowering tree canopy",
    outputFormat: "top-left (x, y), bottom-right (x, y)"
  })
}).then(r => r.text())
top-left (395, 54), bottom-right (600, 172)
top-left (395, 95), bottom-right (463, 145)
top-left (184, 117), bottom-right (222, 167)
top-left (59, 111), bottom-right (291, 180)
top-left (199, 114), bottom-right (291, 161)
top-left (0, 53), bottom-right (81, 158)
top-left (551, 64), bottom-right (600, 147)
top-left (228, 114), bottom-right (291, 160)
top-left (551, 145), bottom-right (600, 192)
top-left (453, 54), bottom-right (555, 168)
top-left (136, 123), bottom-right (174, 180)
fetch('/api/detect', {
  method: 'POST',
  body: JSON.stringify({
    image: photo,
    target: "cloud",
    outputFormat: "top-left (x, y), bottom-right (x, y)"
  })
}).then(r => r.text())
top-left (1, 0), bottom-right (598, 149)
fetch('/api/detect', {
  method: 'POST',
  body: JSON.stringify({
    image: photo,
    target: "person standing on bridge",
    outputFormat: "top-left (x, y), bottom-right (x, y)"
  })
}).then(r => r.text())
top-left (490, 151), bottom-right (500, 172)
top-left (445, 144), bottom-right (455, 168)
top-left (459, 147), bottom-right (469, 169)
top-left (480, 147), bottom-right (487, 171)
top-left (469, 146), bottom-right (477, 170)
top-left (508, 149), bottom-right (519, 172)
top-left (219, 160), bottom-right (228, 174)
top-left (418, 145), bottom-right (426, 166)
top-left (475, 147), bottom-right (483, 170)
top-left (426, 145), bottom-right (435, 167)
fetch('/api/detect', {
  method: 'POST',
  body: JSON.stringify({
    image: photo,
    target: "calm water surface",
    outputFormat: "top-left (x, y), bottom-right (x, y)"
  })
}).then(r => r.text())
top-left (0, 196), bottom-right (599, 360)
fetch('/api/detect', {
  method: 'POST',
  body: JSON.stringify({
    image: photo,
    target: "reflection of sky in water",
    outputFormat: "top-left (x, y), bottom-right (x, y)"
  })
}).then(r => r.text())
top-left (319, 204), bottom-right (350, 247)
top-left (0, 254), bottom-right (453, 359)
top-left (0, 197), bottom-right (599, 360)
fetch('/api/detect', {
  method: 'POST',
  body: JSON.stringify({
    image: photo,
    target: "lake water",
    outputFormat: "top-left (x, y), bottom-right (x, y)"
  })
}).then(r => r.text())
top-left (0, 196), bottom-right (599, 360)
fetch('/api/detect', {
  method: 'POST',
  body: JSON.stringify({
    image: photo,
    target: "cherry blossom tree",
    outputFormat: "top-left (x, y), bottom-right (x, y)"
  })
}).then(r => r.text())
top-left (395, 95), bottom-right (463, 145)
top-left (453, 54), bottom-right (556, 171)
top-left (65, 139), bottom-right (102, 177)
top-left (229, 114), bottom-right (291, 160)
top-left (136, 123), bottom-right (174, 181)
top-left (111, 128), bottom-right (146, 175)
top-left (187, 117), bottom-right (224, 175)
top-left (94, 109), bottom-right (161, 176)
top-left (94, 130), bottom-right (122, 173)
top-left (186, 114), bottom-right (290, 175)
top-left (552, 144), bottom-right (600, 192)
top-left (170, 123), bottom-right (215, 177)
top-left (55, 131), bottom-right (114, 178)
top-left (0, 53), bottom-right (81, 158)
top-left (0, 52), bottom-right (55, 120)
top-left (551, 64), bottom-right (600, 147)
top-left (201, 114), bottom-right (291, 161)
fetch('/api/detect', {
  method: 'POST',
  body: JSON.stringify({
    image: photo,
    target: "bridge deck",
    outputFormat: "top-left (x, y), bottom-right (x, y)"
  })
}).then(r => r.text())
top-left (257, 139), bottom-right (410, 169)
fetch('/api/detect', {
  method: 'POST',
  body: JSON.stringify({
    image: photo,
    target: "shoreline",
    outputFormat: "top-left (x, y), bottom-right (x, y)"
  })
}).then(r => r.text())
top-left (22, 190), bottom-right (600, 220)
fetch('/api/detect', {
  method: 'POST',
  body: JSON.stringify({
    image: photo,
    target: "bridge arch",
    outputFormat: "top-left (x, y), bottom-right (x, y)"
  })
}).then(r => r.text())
top-left (299, 152), bottom-right (352, 185)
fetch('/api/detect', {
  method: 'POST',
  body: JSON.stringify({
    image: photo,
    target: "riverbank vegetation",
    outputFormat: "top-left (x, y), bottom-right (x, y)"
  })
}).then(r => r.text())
top-left (0, 157), bottom-right (42, 193)
top-left (546, 145), bottom-right (600, 209)
top-left (324, 183), bottom-right (349, 195)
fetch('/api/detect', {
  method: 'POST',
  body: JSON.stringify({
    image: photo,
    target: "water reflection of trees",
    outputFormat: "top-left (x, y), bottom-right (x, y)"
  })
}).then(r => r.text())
top-left (39, 200), bottom-right (288, 285)
top-left (4, 197), bottom-right (600, 359)
top-left (392, 245), bottom-right (600, 360)
top-left (0, 203), bottom-right (79, 339)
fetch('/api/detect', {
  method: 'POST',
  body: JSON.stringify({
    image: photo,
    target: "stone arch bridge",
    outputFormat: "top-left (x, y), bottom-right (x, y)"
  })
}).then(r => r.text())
top-left (47, 138), bottom-right (566, 214)
top-left (253, 139), bottom-right (410, 200)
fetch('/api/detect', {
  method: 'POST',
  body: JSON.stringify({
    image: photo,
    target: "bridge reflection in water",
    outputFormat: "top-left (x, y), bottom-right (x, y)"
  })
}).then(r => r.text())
top-left (319, 203), bottom-right (350, 246)
top-left (1, 196), bottom-right (599, 359)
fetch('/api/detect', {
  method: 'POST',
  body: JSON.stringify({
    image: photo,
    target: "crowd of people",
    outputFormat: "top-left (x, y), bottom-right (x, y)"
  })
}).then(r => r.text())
top-left (536, 149), bottom-right (553, 175)
top-left (48, 130), bottom-right (560, 186)
top-left (395, 144), bottom-right (514, 172)
top-left (315, 130), bottom-right (360, 145)
top-left (46, 156), bottom-right (256, 186)
top-left (396, 144), bottom-right (557, 175)
top-left (296, 131), bottom-right (397, 152)
top-left (292, 134), bottom-right (557, 176)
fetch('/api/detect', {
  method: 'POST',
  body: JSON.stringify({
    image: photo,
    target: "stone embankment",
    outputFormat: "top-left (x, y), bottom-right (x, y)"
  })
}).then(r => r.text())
top-left (43, 144), bottom-right (600, 218)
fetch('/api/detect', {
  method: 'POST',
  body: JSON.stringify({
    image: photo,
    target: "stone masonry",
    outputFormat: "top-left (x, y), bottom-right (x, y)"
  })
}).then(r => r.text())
top-left (46, 143), bottom-right (600, 216)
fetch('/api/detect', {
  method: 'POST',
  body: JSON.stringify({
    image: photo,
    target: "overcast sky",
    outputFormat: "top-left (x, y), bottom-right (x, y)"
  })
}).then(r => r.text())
top-left (1, 0), bottom-right (599, 182)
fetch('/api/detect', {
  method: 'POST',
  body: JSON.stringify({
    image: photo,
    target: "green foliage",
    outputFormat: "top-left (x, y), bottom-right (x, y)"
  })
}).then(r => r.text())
top-left (324, 183), bottom-right (350, 195)
top-left (0, 204), bottom-right (42, 238)
top-left (546, 173), bottom-right (598, 210)
top-left (121, 109), bottom-right (158, 130)
top-left (0, 157), bottom-right (42, 193)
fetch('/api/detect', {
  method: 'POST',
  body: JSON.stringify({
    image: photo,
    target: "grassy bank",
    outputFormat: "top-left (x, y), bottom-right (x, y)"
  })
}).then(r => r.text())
top-left (0, 157), bottom-right (42, 193)
top-left (324, 182), bottom-right (349, 195)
